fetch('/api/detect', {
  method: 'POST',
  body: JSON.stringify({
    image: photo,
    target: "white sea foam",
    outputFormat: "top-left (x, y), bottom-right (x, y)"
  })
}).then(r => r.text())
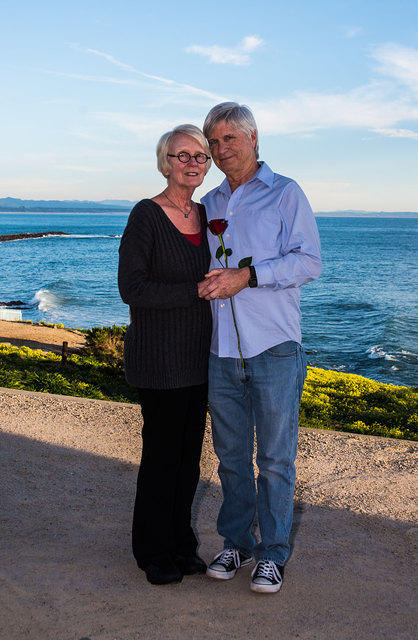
top-left (401, 349), bottom-right (417, 357)
top-left (11, 234), bottom-right (121, 241)
top-left (60, 234), bottom-right (122, 239)
top-left (366, 346), bottom-right (400, 362)
top-left (366, 345), bottom-right (387, 359)
top-left (31, 289), bottom-right (60, 312)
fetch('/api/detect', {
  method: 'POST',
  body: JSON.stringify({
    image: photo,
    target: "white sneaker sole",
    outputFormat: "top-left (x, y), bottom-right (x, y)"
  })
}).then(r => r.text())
top-left (250, 580), bottom-right (283, 593)
top-left (206, 557), bottom-right (253, 580)
top-left (206, 567), bottom-right (237, 580)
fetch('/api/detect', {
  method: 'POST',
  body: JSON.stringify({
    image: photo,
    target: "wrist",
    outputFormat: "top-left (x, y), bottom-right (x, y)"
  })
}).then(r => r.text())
top-left (239, 266), bottom-right (250, 287)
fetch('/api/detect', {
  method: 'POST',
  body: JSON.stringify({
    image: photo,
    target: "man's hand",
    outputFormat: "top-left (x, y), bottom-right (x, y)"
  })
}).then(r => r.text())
top-left (198, 267), bottom-right (250, 300)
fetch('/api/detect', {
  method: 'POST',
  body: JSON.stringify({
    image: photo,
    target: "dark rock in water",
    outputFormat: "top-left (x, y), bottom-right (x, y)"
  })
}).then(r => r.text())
top-left (0, 300), bottom-right (31, 309)
top-left (0, 231), bottom-right (70, 242)
top-left (0, 300), bottom-right (26, 307)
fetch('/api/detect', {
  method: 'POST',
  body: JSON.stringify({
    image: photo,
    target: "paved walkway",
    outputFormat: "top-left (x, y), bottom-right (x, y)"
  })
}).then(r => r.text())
top-left (1, 387), bottom-right (416, 639)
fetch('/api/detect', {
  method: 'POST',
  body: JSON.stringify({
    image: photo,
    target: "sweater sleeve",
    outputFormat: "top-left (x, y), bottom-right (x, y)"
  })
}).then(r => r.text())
top-left (118, 202), bottom-right (199, 309)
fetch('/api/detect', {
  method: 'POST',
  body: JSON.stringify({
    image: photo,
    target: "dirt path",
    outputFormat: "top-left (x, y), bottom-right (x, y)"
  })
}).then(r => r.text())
top-left (1, 387), bottom-right (416, 640)
top-left (0, 320), bottom-right (86, 353)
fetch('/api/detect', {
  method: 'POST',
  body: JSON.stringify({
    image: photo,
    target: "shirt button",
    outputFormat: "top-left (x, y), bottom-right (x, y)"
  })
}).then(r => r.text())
top-left (262, 285), bottom-right (266, 288)
top-left (226, 233), bottom-right (230, 238)
top-left (229, 211), bottom-right (233, 216)
top-left (220, 303), bottom-right (225, 308)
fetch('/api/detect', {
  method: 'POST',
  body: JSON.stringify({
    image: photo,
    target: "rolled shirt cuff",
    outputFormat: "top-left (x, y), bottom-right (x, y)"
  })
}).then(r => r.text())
top-left (254, 263), bottom-right (274, 288)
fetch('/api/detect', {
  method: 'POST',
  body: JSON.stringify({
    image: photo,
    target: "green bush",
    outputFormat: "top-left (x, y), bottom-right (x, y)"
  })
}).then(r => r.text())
top-left (300, 367), bottom-right (417, 440)
top-left (0, 343), bottom-right (137, 403)
top-left (83, 324), bottom-right (127, 368)
top-left (0, 339), bottom-right (416, 441)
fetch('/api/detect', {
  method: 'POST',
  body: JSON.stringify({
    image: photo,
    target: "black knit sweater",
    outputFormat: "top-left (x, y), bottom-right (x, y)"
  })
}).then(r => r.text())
top-left (118, 199), bottom-right (212, 389)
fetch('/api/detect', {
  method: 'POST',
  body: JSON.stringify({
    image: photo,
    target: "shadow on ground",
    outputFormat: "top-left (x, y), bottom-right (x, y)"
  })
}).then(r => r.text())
top-left (1, 431), bottom-right (415, 640)
top-left (0, 336), bottom-right (80, 354)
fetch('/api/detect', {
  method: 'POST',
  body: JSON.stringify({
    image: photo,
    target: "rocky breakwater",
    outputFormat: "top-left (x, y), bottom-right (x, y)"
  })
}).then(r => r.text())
top-left (0, 231), bottom-right (69, 242)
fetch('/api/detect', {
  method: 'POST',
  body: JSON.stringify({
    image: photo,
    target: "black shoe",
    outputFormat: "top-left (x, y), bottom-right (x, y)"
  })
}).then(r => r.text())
top-left (206, 548), bottom-right (253, 580)
top-left (250, 560), bottom-right (284, 593)
top-left (143, 557), bottom-right (183, 585)
top-left (174, 554), bottom-right (207, 575)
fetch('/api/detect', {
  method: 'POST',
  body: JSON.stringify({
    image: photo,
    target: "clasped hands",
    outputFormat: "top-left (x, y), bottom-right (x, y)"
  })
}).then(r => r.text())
top-left (198, 267), bottom-right (250, 300)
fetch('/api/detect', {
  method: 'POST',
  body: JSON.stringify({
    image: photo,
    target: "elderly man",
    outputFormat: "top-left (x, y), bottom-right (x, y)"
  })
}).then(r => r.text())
top-left (198, 102), bottom-right (321, 594)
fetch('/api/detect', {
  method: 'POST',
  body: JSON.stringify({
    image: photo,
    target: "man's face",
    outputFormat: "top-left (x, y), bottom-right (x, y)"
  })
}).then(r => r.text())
top-left (207, 120), bottom-right (257, 175)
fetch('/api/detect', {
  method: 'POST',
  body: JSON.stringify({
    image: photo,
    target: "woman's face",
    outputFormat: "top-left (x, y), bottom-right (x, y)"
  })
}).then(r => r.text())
top-left (166, 134), bottom-right (209, 190)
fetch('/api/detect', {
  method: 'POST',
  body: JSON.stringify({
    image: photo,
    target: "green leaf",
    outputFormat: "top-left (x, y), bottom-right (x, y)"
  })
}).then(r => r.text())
top-left (238, 256), bottom-right (252, 268)
top-left (215, 245), bottom-right (224, 259)
top-left (225, 248), bottom-right (232, 256)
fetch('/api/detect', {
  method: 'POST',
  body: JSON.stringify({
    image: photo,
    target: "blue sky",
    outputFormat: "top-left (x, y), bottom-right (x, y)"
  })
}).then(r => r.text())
top-left (1, 0), bottom-right (417, 210)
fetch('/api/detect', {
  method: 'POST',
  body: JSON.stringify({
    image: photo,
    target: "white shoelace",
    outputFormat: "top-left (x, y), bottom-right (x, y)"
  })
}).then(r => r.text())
top-left (214, 548), bottom-right (240, 567)
top-left (253, 560), bottom-right (282, 582)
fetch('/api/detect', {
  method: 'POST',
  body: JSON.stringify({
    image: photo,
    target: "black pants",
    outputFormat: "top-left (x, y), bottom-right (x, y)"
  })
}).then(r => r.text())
top-left (132, 383), bottom-right (208, 568)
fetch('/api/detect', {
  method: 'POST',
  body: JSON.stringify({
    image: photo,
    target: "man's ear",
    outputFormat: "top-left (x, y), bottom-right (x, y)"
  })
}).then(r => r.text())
top-left (250, 130), bottom-right (257, 149)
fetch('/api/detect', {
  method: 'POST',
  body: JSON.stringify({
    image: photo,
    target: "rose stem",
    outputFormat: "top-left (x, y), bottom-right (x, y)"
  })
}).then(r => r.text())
top-left (218, 233), bottom-right (245, 370)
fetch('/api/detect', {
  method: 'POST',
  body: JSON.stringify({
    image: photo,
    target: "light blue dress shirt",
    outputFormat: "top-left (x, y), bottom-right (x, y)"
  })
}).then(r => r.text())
top-left (201, 161), bottom-right (322, 358)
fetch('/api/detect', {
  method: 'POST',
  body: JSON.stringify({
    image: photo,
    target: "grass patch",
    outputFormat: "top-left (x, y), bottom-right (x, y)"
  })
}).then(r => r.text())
top-left (0, 334), bottom-right (416, 441)
top-left (0, 343), bottom-right (137, 403)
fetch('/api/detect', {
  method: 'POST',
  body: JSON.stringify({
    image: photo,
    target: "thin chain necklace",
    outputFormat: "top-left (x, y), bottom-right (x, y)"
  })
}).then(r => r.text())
top-left (163, 191), bottom-right (193, 219)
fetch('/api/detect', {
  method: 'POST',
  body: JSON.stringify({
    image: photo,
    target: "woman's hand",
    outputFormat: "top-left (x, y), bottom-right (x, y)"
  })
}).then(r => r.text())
top-left (198, 268), bottom-right (250, 300)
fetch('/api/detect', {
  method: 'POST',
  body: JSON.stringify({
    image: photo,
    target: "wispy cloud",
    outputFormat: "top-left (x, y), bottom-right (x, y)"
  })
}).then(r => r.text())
top-left (69, 43), bottom-right (225, 100)
top-left (41, 69), bottom-right (145, 87)
top-left (344, 26), bottom-right (363, 38)
top-left (373, 127), bottom-right (418, 139)
top-left (50, 41), bottom-right (418, 144)
top-left (371, 43), bottom-right (418, 91)
top-left (186, 35), bottom-right (264, 66)
top-left (254, 83), bottom-right (418, 136)
top-left (91, 112), bottom-right (186, 142)
top-left (55, 164), bottom-right (108, 173)
top-left (253, 44), bottom-right (418, 139)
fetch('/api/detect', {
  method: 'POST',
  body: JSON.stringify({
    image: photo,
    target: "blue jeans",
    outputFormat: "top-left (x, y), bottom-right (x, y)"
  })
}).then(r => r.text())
top-left (208, 341), bottom-right (307, 565)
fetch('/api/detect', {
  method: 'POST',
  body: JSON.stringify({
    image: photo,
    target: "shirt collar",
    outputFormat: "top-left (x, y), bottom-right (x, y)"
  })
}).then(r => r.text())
top-left (217, 161), bottom-right (274, 196)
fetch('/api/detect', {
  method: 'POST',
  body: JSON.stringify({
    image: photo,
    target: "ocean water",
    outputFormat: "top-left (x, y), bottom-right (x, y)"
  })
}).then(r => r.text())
top-left (1, 212), bottom-right (417, 387)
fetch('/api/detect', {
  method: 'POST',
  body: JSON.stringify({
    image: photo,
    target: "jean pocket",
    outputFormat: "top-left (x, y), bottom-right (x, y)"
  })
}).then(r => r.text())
top-left (265, 341), bottom-right (298, 357)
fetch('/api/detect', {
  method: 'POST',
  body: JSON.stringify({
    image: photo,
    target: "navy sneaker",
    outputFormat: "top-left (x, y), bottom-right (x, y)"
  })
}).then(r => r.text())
top-left (206, 548), bottom-right (253, 580)
top-left (250, 560), bottom-right (283, 593)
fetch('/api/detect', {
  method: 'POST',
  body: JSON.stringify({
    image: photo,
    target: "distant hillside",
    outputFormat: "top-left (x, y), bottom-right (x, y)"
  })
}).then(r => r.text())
top-left (0, 197), bottom-right (136, 212)
top-left (315, 210), bottom-right (418, 217)
top-left (0, 197), bottom-right (416, 217)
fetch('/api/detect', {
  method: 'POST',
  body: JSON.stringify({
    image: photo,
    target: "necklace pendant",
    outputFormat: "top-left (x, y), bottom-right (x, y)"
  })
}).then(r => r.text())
top-left (184, 213), bottom-right (190, 218)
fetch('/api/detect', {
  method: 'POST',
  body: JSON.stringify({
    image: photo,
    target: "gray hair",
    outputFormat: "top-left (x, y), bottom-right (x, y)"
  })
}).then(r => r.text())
top-left (203, 102), bottom-right (259, 159)
top-left (156, 124), bottom-right (211, 177)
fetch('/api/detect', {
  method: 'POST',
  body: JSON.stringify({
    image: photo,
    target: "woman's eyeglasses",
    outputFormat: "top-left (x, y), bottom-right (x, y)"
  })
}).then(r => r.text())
top-left (167, 152), bottom-right (210, 164)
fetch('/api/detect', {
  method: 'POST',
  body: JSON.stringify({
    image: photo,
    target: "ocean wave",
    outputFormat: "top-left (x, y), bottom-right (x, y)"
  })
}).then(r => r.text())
top-left (366, 345), bottom-right (386, 359)
top-left (31, 289), bottom-right (60, 312)
top-left (366, 345), bottom-right (399, 361)
top-left (400, 349), bottom-right (417, 357)
top-left (30, 280), bottom-right (76, 312)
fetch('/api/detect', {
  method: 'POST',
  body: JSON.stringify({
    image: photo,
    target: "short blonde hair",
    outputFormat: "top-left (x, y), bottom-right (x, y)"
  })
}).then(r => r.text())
top-left (156, 124), bottom-right (212, 176)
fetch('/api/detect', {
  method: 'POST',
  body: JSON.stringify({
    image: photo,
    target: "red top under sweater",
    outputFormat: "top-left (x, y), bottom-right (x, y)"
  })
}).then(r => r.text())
top-left (183, 230), bottom-right (202, 246)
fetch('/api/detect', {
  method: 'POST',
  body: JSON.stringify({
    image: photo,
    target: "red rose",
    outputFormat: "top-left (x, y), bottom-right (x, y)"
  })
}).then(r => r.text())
top-left (208, 218), bottom-right (228, 235)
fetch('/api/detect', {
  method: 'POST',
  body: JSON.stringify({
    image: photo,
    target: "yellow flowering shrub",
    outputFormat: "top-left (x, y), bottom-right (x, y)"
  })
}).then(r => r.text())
top-left (0, 344), bottom-right (416, 441)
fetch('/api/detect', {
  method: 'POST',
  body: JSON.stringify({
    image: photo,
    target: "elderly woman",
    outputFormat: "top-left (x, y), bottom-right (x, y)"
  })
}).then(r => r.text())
top-left (118, 125), bottom-right (212, 585)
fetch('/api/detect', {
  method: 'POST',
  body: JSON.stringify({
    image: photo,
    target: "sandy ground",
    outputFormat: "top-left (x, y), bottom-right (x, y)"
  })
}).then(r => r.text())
top-left (0, 320), bottom-right (86, 354)
top-left (1, 386), bottom-right (417, 640)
